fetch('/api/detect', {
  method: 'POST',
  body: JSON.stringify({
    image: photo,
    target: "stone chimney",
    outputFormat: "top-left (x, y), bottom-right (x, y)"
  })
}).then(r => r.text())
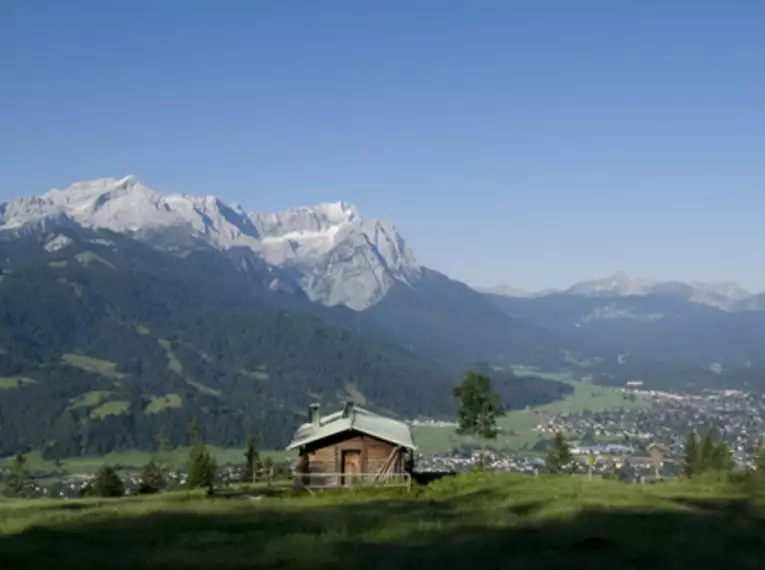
top-left (342, 399), bottom-right (355, 418)
top-left (309, 403), bottom-right (320, 426)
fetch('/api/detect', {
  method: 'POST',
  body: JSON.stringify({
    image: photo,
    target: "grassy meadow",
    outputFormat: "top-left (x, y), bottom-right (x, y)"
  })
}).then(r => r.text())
top-left (1, 473), bottom-right (764, 569)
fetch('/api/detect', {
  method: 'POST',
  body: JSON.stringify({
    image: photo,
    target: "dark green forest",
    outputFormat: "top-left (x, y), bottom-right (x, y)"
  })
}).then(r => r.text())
top-left (0, 228), bottom-right (572, 458)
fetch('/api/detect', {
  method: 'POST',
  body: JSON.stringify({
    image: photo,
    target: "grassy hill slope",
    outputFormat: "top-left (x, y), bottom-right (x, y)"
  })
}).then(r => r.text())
top-left (1, 473), bottom-right (764, 569)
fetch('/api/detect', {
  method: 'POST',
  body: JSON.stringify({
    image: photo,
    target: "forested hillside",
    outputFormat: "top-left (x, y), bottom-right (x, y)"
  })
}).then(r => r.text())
top-left (0, 228), bottom-right (572, 458)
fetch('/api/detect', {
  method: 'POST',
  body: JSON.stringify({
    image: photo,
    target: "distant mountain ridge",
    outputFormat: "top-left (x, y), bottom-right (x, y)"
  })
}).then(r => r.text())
top-left (479, 271), bottom-right (757, 312)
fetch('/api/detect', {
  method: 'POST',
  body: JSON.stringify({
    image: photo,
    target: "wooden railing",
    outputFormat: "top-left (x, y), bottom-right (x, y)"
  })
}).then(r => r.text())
top-left (293, 472), bottom-right (412, 491)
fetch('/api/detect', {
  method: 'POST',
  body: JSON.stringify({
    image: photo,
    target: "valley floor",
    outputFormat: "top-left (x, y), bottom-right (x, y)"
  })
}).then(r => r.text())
top-left (413, 376), bottom-right (644, 454)
top-left (1, 473), bottom-right (764, 569)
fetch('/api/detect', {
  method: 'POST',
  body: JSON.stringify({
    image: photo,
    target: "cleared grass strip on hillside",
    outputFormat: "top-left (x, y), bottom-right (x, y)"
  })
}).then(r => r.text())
top-left (62, 354), bottom-right (124, 379)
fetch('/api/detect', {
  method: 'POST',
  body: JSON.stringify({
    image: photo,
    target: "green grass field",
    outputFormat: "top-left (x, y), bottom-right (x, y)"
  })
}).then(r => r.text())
top-left (145, 393), bottom-right (183, 413)
top-left (90, 400), bottom-right (130, 419)
top-left (1, 473), bottom-right (764, 569)
top-left (158, 338), bottom-right (184, 375)
top-left (68, 390), bottom-right (114, 409)
top-left (62, 354), bottom-right (125, 379)
top-left (0, 376), bottom-right (35, 390)
top-left (414, 376), bottom-right (644, 454)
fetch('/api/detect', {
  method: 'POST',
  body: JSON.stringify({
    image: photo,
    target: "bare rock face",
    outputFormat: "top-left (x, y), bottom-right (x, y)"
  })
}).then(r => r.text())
top-left (0, 176), bottom-right (421, 310)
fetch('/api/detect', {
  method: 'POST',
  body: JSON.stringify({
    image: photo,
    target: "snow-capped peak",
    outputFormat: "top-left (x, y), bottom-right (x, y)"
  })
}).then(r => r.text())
top-left (313, 201), bottom-right (360, 225)
top-left (0, 176), bottom-right (420, 310)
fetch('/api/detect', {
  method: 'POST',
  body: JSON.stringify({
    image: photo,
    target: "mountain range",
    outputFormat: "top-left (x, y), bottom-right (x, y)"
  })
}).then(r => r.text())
top-left (2, 175), bottom-right (765, 458)
top-left (0, 175), bottom-right (419, 311)
top-left (0, 176), bottom-right (571, 457)
top-left (479, 271), bottom-right (763, 312)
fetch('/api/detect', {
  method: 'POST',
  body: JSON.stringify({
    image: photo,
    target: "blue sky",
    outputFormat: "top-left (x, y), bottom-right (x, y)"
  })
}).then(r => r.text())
top-left (2, 1), bottom-right (764, 291)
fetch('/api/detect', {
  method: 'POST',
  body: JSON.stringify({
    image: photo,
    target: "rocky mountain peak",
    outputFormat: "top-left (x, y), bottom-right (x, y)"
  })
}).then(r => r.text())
top-left (0, 176), bottom-right (421, 310)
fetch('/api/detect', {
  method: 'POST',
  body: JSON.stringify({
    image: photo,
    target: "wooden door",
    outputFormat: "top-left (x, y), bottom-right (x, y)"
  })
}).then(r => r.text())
top-left (341, 450), bottom-right (361, 486)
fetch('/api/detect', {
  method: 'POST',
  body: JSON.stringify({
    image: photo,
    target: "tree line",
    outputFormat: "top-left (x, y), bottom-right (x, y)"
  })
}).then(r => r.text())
top-left (1, 419), bottom-right (288, 499)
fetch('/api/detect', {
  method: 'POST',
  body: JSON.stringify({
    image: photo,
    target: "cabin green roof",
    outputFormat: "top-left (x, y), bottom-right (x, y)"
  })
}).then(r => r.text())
top-left (286, 405), bottom-right (417, 451)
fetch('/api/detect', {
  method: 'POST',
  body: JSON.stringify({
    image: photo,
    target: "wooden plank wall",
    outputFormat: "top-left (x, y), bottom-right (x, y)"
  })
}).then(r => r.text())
top-left (302, 432), bottom-right (406, 475)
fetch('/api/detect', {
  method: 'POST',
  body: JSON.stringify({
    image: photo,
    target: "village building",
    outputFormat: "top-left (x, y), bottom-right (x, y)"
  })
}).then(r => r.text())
top-left (286, 401), bottom-right (416, 488)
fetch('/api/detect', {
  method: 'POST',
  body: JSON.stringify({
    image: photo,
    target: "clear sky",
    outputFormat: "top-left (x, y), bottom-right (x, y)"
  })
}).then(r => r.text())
top-left (2, 1), bottom-right (764, 292)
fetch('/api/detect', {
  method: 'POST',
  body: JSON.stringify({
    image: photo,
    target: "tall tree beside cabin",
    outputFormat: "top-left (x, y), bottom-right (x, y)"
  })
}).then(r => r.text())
top-left (452, 370), bottom-right (504, 469)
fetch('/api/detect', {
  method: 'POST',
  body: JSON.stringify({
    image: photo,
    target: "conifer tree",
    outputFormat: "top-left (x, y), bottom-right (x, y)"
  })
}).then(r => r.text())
top-left (682, 430), bottom-right (700, 478)
top-left (93, 465), bottom-right (125, 497)
top-left (243, 431), bottom-right (260, 483)
top-left (4, 453), bottom-right (28, 497)
top-left (187, 418), bottom-right (217, 490)
top-left (699, 427), bottom-right (717, 468)
top-left (545, 432), bottom-right (573, 474)
top-left (139, 459), bottom-right (166, 494)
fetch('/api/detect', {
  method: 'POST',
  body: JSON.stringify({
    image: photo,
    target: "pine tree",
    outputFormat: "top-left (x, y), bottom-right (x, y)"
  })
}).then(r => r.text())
top-left (92, 465), bottom-right (125, 497)
top-left (682, 430), bottom-right (700, 478)
top-left (545, 432), bottom-right (573, 474)
top-left (187, 444), bottom-right (217, 489)
top-left (186, 418), bottom-right (217, 490)
top-left (4, 453), bottom-right (28, 497)
top-left (710, 441), bottom-right (734, 472)
top-left (699, 427), bottom-right (718, 470)
top-left (139, 459), bottom-right (166, 494)
top-left (243, 431), bottom-right (260, 483)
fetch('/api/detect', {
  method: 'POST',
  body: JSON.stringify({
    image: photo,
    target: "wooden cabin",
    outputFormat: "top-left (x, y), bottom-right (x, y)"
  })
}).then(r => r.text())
top-left (286, 401), bottom-right (416, 488)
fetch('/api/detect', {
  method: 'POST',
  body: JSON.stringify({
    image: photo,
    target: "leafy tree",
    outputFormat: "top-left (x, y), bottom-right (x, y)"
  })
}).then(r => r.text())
top-left (682, 430), bottom-right (700, 478)
top-left (545, 432), bottom-right (573, 474)
top-left (452, 370), bottom-right (504, 467)
top-left (187, 419), bottom-right (217, 490)
top-left (3, 453), bottom-right (29, 497)
top-left (243, 431), bottom-right (260, 483)
top-left (139, 459), bottom-right (166, 494)
top-left (92, 465), bottom-right (125, 497)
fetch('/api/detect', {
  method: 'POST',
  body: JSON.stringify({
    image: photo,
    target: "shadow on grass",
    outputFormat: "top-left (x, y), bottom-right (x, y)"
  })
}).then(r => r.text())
top-left (2, 494), bottom-right (765, 570)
